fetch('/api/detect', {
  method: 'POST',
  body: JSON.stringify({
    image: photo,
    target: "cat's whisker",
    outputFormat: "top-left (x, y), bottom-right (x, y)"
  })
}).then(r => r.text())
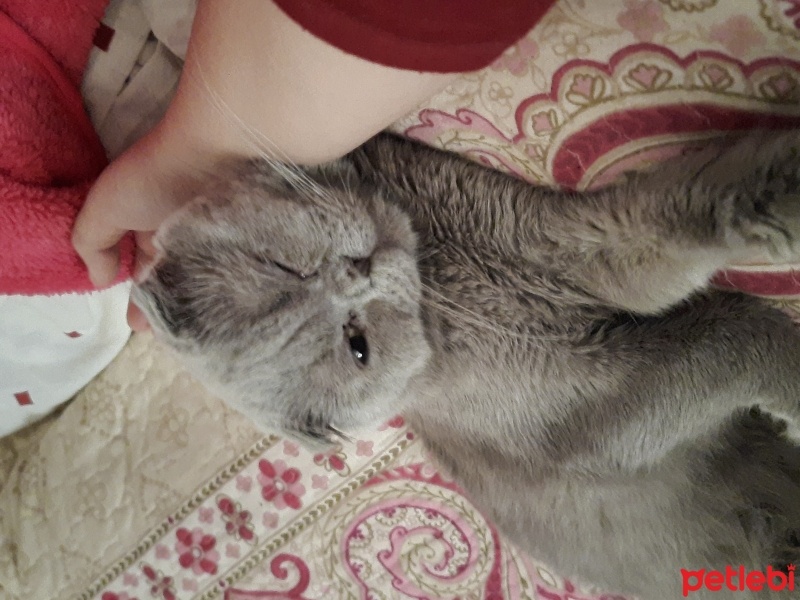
top-left (418, 295), bottom-right (528, 342)
top-left (415, 245), bottom-right (445, 263)
top-left (418, 281), bottom-right (567, 343)
top-left (186, 61), bottom-right (342, 211)
top-left (312, 165), bottom-right (356, 217)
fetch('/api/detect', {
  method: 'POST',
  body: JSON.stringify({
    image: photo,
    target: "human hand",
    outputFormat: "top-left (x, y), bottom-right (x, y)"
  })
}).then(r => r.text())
top-left (72, 126), bottom-right (208, 331)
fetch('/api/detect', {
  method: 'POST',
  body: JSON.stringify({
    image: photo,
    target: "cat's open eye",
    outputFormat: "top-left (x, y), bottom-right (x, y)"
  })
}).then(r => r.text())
top-left (344, 322), bottom-right (369, 367)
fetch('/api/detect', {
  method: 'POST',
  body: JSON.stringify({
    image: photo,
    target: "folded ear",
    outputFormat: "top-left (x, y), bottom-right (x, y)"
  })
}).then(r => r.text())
top-left (131, 259), bottom-right (195, 338)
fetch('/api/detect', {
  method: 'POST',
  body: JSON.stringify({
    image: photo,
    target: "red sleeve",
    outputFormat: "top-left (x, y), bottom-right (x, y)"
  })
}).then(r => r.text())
top-left (271, 0), bottom-right (556, 73)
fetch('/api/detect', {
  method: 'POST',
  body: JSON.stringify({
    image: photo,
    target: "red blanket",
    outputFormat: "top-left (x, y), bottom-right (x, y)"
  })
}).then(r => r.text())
top-left (0, 0), bottom-right (133, 296)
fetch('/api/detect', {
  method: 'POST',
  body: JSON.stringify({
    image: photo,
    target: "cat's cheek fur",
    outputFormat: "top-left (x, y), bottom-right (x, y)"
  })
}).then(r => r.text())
top-left (319, 301), bottom-right (430, 431)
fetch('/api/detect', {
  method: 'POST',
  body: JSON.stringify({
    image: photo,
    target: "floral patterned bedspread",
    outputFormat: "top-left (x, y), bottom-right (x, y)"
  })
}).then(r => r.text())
top-left (0, 334), bottom-right (627, 600)
top-left (3, 1), bottom-right (800, 600)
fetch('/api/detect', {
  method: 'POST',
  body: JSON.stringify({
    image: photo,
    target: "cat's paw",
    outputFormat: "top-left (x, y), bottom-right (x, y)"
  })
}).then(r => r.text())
top-left (716, 131), bottom-right (800, 262)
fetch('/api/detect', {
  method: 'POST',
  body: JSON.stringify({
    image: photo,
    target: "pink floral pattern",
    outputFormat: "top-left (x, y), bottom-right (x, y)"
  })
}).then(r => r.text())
top-left (785, 0), bottom-right (800, 28)
top-left (313, 449), bottom-right (349, 475)
top-left (491, 38), bottom-right (540, 76)
top-left (262, 511), bottom-right (279, 529)
top-left (218, 495), bottom-right (256, 543)
top-left (311, 474), bottom-right (329, 490)
top-left (382, 415), bottom-right (405, 429)
top-left (355, 440), bottom-right (374, 457)
top-left (282, 440), bottom-right (300, 456)
top-left (141, 564), bottom-right (176, 600)
top-left (708, 15), bottom-right (766, 55)
top-left (174, 527), bottom-right (220, 575)
top-left (617, 0), bottom-right (668, 42)
top-left (257, 459), bottom-right (305, 510)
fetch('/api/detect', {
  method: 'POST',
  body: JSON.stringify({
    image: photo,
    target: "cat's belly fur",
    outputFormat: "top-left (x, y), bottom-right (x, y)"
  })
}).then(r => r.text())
top-left (401, 290), bottom-right (800, 600)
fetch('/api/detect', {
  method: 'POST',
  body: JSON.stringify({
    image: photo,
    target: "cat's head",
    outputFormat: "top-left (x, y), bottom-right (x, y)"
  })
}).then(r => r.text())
top-left (132, 159), bottom-right (430, 447)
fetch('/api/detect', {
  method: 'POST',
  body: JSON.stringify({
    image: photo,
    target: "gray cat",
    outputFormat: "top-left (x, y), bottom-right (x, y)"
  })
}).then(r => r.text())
top-left (132, 131), bottom-right (800, 600)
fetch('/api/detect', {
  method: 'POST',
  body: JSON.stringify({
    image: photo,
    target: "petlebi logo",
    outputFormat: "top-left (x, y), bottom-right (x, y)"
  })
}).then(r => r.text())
top-left (681, 565), bottom-right (796, 596)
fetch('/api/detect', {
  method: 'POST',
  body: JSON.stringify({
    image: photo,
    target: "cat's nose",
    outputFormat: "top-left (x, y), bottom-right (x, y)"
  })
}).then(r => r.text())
top-left (331, 256), bottom-right (372, 297)
top-left (348, 257), bottom-right (371, 278)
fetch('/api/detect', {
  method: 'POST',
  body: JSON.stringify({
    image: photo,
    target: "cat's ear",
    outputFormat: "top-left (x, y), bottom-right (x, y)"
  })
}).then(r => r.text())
top-left (131, 258), bottom-right (197, 339)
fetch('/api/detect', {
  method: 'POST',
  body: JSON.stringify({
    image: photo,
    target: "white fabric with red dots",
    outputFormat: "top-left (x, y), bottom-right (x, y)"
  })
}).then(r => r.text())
top-left (0, 284), bottom-right (131, 436)
top-left (0, 0), bottom-right (191, 438)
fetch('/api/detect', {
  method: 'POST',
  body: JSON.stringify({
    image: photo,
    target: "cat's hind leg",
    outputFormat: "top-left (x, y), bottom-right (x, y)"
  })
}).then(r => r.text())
top-left (593, 295), bottom-right (800, 596)
top-left (544, 130), bottom-right (800, 315)
top-left (583, 290), bottom-right (800, 468)
top-left (525, 410), bottom-right (800, 600)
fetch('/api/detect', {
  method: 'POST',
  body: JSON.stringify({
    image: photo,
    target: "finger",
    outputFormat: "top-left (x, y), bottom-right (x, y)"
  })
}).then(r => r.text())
top-left (129, 230), bottom-right (158, 331)
top-left (129, 233), bottom-right (159, 286)
top-left (137, 231), bottom-right (157, 259)
top-left (72, 177), bottom-right (129, 287)
top-left (71, 216), bottom-right (126, 287)
top-left (72, 134), bottom-right (167, 288)
top-left (127, 301), bottom-right (152, 332)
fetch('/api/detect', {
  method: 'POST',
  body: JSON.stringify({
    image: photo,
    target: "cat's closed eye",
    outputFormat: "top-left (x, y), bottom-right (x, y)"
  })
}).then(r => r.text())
top-left (252, 254), bottom-right (317, 279)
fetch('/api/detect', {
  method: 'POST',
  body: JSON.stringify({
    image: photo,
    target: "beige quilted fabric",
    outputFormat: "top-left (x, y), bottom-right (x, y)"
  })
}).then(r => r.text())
top-left (0, 333), bottom-right (263, 599)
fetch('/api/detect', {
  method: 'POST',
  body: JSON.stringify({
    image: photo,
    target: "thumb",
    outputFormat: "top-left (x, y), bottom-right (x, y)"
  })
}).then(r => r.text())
top-left (72, 158), bottom-right (136, 287)
top-left (72, 129), bottom-right (199, 287)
